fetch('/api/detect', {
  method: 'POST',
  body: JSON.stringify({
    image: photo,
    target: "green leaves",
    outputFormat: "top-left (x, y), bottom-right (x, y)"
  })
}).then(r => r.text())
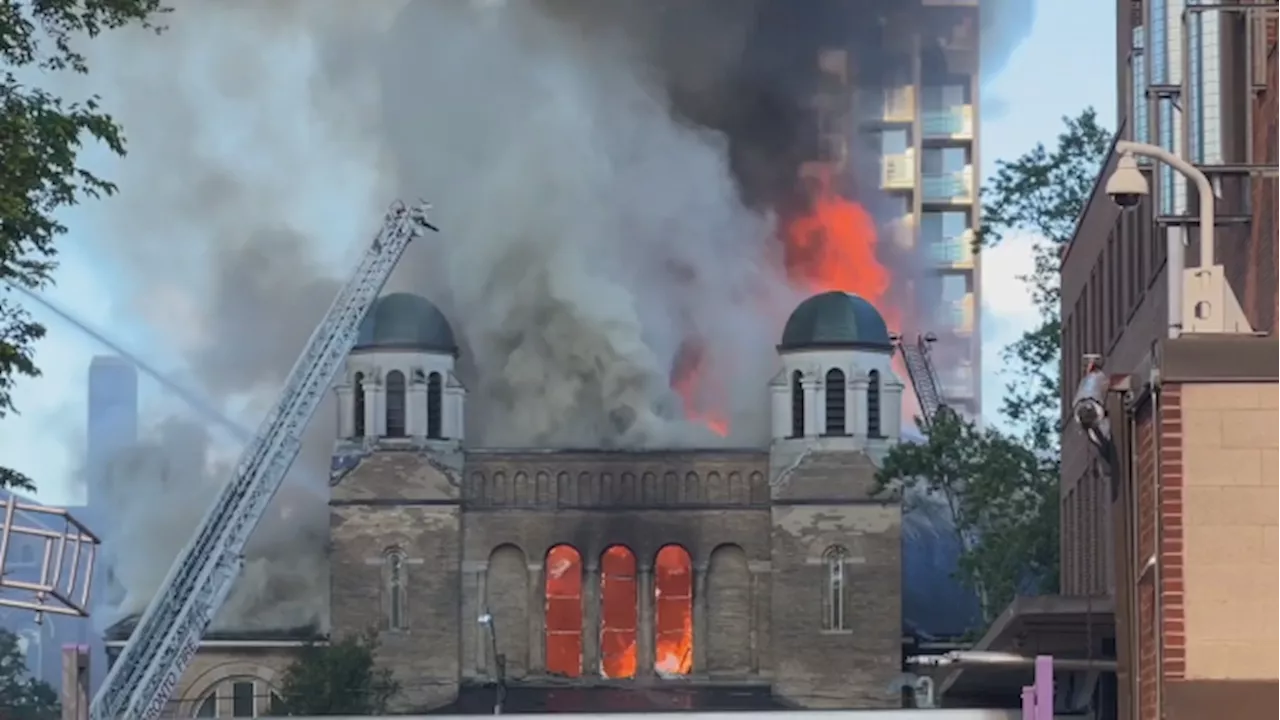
top-left (880, 109), bottom-right (1111, 630)
top-left (0, 1), bottom-right (167, 490)
top-left (276, 630), bottom-right (400, 716)
top-left (0, 627), bottom-right (60, 720)
top-left (876, 411), bottom-right (1058, 623)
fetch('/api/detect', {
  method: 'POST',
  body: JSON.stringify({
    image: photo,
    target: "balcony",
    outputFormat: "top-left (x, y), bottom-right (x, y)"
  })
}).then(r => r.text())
top-left (887, 214), bottom-right (915, 250)
top-left (922, 105), bottom-right (975, 141)
top-left (880, 150), bottom-right (915, 191)
top-left (858, 87), bottom-right (915, 125)
top-left (927, 229), bottom-right (975, 269)
top-left (922, 166), bottom-right (974, 204)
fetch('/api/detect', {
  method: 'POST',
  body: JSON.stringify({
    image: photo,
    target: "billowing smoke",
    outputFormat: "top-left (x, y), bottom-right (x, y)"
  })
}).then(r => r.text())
top-left (76, 0), bottom-right (1036, 630)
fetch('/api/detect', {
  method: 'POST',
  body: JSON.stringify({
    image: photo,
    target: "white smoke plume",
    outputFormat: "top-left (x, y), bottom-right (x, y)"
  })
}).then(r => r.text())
top-left (79, 0), bottom-right (1037, 632)
top-left (83, 0), bottom-right (792, 631)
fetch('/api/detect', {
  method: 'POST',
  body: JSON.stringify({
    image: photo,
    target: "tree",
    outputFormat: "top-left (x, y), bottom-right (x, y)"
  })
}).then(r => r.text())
top-left (276, 631), bottom-right (399, 716)
top-left (0, 627), bottom-right (59, 720)
top-left (0, 0), bottom-right (168, 492)
top-left (876, 410), bottom-right (1059, 624)
top-left (878, 109), bottom-right (1112, 629)
top-left (979, 108), bottom-right (1113, 456)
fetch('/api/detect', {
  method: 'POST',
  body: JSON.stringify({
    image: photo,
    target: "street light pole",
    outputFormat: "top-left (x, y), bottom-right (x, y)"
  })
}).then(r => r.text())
top-left (1115, 140), bottom-right (1216, 269)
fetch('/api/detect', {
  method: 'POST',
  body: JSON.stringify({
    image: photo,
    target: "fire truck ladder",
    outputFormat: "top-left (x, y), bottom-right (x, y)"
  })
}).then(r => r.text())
top-left (896, 332), bottom-right (949, 430)
top-left (89, 201), bottom-right (438, 720)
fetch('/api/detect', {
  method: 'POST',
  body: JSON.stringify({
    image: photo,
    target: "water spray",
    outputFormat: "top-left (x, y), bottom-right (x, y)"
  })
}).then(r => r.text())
top-left (4, 282), bottom-right (252, 443)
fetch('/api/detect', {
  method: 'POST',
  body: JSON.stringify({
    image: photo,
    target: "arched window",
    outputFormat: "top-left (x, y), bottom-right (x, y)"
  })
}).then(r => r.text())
top-left (822, 546), bottom-right (849, 631)
top-left (191, 679), bottom-right (282, 717)
top-left (824, 368), bottom-right (847, 435)
top-left (384, 548), bottom-right (407, 631)
top-left (599, 545), bottom-right (638, 679)
top-left (867, 370), bottom-right (882, 437)
top-left (545, 545), bottom-right (583, 678)
top-left (790, 370), bottom-right (805, 438)
top-left (654, 545), bottom-right (693, 676)
top-left (353, 372), bottom-right (366, 438)
top-left (385, 370), bottom-right (406, 437)
top-left (427, 372), bottom-right (443, 439)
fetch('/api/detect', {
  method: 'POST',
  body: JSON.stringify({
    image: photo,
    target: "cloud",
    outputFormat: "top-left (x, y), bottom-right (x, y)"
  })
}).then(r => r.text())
top-left (978, 233), bottom-right (1040, 427)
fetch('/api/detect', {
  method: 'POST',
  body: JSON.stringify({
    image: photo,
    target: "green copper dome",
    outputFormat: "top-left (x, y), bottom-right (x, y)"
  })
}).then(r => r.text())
top-left (353, 293), bottom-right (457, 354)
top-left (779, 291), bottom-right (893, 351)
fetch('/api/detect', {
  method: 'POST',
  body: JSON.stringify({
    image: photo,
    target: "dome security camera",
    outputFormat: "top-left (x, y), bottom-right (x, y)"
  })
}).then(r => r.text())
top-left (1105, 153), bottom-right (1149, 209)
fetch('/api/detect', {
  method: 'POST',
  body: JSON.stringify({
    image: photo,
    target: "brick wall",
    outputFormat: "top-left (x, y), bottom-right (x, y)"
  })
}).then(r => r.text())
top-left (1248, 22), bottom-right (1278, 334)
top-left (1132, 384), bottom-right (1187, 720)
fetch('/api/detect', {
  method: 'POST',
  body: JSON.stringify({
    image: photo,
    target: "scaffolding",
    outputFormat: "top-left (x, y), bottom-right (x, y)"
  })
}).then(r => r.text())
top-left (0, 494), bottom-right (99, 621)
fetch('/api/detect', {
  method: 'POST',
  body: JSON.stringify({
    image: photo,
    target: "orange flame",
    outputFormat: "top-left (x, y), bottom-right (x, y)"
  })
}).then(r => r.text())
top-left (654, 546), bottom-right (694, 675)
top-left (671, 339), bottom-right (729, 437)
top-left (784, 163), bottom-right (895, 329)
top-left (545, 545), bottom-right (583, 678)
top-left (600, 546), bottom-right (638, 679)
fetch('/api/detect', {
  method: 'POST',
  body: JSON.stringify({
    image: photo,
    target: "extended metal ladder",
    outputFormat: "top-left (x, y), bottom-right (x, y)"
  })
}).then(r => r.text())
top-left (895, 332), bottom-right (949, 430)
top-left (90, 201), bottom-right (437, 720)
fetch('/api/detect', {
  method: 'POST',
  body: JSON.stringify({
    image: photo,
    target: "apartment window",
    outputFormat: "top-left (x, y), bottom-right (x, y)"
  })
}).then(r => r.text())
top-left (922, 212), bottom-right (969, 263)
top-left (940, 273), bottom-right (969, 302)
top-left (880, 128), bottom-right (909, 156)
top-left (922, 84), bottom-right (968, 110)
top-left (385, 370), bottom-right (407, 438)
top-left (1131, 26), bottom-right (1149, 146)
top-left (193, 679), bottom-right (284, 718)
top-left (922, 147), bottom-right (968, 175)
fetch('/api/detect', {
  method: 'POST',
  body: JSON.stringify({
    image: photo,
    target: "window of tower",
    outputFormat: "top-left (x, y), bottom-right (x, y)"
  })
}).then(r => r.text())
top-left (867, 369), bottom-right (882, 437)
top-left (427, 371), bottom-right (443, 439)
top-left (822, 545), bottom-right (849, 631)
top-left (545, 545), bottom-right (583, 678)
top-left (353, 372), bottom-right (366, 437)
top-left (790, 370), bottom-right (805, 437)
top-left (654, 545), bottom-right (693, 676)
top-left (824, 368), bottom-right (847, 435)
top-left (599, 545), bottom-right (637, 679)
top-left (385, 370), bottom-right (407, 437)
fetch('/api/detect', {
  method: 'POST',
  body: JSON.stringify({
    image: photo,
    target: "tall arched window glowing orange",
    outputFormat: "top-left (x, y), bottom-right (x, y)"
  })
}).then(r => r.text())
top-left (654, 545), bottom-right (693, 675)
top-left (544, 545), bottom-right (582, 677)
top-left (599, 546), bottom-right (638, 679)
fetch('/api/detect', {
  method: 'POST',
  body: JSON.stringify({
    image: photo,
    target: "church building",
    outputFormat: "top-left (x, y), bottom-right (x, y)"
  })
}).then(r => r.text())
top-left (107, 289), bottom-right (973, 715)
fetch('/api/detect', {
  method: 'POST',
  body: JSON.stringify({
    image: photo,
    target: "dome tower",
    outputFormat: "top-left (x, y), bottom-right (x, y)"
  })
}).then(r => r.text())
top-left (334, 292), bottom-right (465, 444)
top-left (769, 291), bottom-right (905, 451)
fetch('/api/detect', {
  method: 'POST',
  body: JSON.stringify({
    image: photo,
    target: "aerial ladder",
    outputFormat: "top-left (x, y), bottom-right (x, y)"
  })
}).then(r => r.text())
top-left (894, 332), bottom-right (950, 430)
top-left (89, 201), bottom-right (438, 720)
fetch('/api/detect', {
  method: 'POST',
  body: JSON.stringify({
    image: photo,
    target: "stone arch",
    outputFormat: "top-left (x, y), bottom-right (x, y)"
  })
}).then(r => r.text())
top-left (183, 662), bottom-right (281, 719)
top-left (825, 367), bottom-right (847, 435)
top-left (513, 471), bottom-right (532, 507)
top-left (491, 471), bottom-right (509, 506)
top-left (683, 472), bottom-right (701, 504)
top-left (545, 545), bottom-right (583, 678)
top-left (599, 545), bottom-right (638, 679)
top-left (653, 544), bottom-right (693, 676)
top-left (486, 544), bottom-right (530, 675)
top-left (821, 545), bottom-right (851, 632)
top-left (535, 471), bottom-right (553, 507)
top-left (556, 471), bottom-right (573, 506)
top-left (706, 471), bottom-right (726, 503)
top-left (706, 543), bottom-right (751, 672)
top-left (663, 471), bottom-right (680, 503)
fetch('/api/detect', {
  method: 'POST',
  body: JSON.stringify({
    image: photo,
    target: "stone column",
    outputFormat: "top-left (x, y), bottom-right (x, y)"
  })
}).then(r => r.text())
top-left (366, 382), bottom-right (384, 438)
top-left (583, 561), bottom-right (601, 676)
top-left (770, 381), bottom-right (790, 439)
top-left (802, 375), bottom-right (821, 437)
top-left (884, 380), bottom-right (904, 439)
top-left (407, 381), bottom-right (428, 437)
top-left (527, 561), bottom-right (545, 673)
top-left (849, 377), bottom-right (869, 437)
top-left (692, 563), bottom-right (708, 673)
top-left (637, 565), bottom-right (655, 677)
top-left (61, 644), bottom-right (88, 720)
top-left (748, 561), bottom-right (770, 674)
top-left (474, 565), bottom-right (489, 675)
top-left (334, 383), bottom-right (353, 438)
top-left (445, 385), bottom-right (465, 440)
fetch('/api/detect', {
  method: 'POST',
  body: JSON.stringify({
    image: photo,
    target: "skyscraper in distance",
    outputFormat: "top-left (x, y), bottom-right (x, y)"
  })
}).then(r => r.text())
top-left (86, 355), bottom-right (138, 508)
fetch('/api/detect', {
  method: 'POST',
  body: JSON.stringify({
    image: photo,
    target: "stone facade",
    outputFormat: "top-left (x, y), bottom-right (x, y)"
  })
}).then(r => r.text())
top-left (320, 444), bottom-right (902, 712)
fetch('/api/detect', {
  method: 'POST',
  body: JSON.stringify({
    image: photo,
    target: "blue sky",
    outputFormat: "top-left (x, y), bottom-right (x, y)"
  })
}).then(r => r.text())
top-left (2, 0), bottom-right (1118, 506)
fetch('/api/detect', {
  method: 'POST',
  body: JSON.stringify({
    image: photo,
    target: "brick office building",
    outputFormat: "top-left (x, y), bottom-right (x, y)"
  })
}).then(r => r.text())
top-left (1056, 1), bottom-right (1278, 719)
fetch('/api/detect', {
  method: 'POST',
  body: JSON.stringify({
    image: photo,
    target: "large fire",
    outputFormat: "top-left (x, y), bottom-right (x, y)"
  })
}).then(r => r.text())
top-left (543, 544), bottom-right (694, 678)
